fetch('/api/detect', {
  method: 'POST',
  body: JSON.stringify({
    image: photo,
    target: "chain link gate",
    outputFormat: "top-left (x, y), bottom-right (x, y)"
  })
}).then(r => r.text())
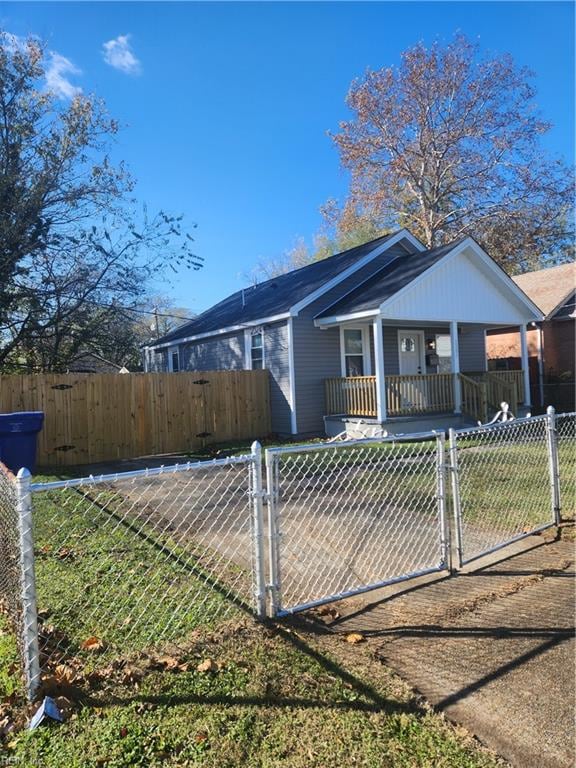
top-left (448, 408), bottom-right (568, 567)
top-left (264, 432), bottom-right (450, 617)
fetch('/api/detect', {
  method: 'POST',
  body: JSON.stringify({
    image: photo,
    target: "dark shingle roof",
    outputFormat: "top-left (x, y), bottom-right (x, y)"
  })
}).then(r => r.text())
top-left (152, 232), bottom-right (401, 344)
top-left (316, 239), bottom-right (465, 318)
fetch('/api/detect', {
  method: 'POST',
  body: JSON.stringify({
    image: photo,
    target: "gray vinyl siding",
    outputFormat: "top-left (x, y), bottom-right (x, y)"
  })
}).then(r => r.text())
top-left (383, 325), bottom-right (450, 375)
top-left (292, 244), bottom-right (411, 433)
top-left (263, 321), bottom-right (292, 434)
top-left (459, 328), bottom-right (487, 372)
top-left (292, 317), bottom-right (340, 434)
top-left (149, 348), bottom-right (168, 372)
top-left (383, 325), bottom-right (486, 374)
top-left (180, 332), bottom-right (245, 371)
top-left (293, 318), bottom-right (487, 433)
top-left (291, 244), bottom-right (413, 434)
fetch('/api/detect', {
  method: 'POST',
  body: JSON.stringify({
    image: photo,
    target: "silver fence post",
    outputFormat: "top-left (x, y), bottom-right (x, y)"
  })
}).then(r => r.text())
top-left (16, 468), bottom-right (41, 701)
top-left (435, 432), bottom-right (451, 572)
top-left (265, 450), bottom-right (281, 618)
top-left (250, 442), bottom-right (267, 620)
top-left (546, 406), bottom-right (561, 525)
top-left (448, 428), bottom-right (464, 571)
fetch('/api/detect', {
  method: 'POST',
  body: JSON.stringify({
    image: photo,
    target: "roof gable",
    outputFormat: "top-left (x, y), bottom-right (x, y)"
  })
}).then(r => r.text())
top-left (378, 240), bottom-right (543, 324)
top-left (317, 238), bottom-right (543, 326)
top-left (316, 241), bottom-right (458, 320)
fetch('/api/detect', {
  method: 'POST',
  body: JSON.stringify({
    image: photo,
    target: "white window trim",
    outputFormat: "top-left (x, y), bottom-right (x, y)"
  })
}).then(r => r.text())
top-left (434, 333), bottom-right (453, 374)
top-left (397, 330), bottom-right (426, 375)
top-left (340, 326), bottom-right (372, 377)
top-left (167, 345), bottom-right (180, 373)
top-left (244, 328), bottom-right (265, 370)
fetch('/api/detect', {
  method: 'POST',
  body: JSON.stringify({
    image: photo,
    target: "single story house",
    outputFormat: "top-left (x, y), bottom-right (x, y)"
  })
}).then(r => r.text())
top-left (486, 262), bottom-right (575, 411)
top-left (144, 229), bottom-right (543, 436)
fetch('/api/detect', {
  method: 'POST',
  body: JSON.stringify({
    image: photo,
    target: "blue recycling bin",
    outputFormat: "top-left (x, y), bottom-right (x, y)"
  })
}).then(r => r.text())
top-left (0, 411), bottom-right (44, 474)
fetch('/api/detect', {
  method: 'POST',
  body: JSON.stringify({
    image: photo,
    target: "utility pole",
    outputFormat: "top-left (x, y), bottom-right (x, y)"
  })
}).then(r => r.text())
top-left (153, 306), bottom-right (160, 339)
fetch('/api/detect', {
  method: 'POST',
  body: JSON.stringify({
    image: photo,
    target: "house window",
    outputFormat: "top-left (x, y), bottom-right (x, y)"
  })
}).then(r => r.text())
top-left (168, 346), bottom-right (180, 372)
top-left (250, 332), bottom-right (264, 369)
top-left (435, 334), bottom-right (452, 373)
top-left (400, 337), bottom-right (415, 353)
top-left (343, 329), bottom-right (365, 377)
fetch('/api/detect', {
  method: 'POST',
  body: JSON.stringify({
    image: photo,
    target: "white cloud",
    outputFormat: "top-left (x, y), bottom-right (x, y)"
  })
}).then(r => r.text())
top-left (102, 34), bottom-right (141, 75)
top-left (45, 52), bottom-right (82, 99)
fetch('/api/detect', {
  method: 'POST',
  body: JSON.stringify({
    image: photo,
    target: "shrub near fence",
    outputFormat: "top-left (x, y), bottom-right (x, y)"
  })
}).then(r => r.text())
top-left (0, 371), bottom-right (271, 466)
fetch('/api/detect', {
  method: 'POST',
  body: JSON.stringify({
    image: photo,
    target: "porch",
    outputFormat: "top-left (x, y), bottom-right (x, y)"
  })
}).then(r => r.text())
top-left (314, 310), bottom-right (533, 433)
top-left (324, 369), bottom-right (525, 425)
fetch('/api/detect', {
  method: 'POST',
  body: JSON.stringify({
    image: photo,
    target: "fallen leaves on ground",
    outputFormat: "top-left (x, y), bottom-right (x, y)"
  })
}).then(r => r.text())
top-left (80, 636), bottom-right (105, 653)
top-left (196, 658), bottom-right (218, 673)
top-left (344, 632), bottom-right (366, 644)
top-left (54, 665), bottom-right (77, 685)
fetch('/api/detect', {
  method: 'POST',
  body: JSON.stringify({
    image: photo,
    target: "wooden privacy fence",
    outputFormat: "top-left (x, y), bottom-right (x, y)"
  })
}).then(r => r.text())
top-left (0, 371), bottom-right (271, 467)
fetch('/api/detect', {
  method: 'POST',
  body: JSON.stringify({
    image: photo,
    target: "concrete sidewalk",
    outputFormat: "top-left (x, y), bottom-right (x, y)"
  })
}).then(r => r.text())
top-left (329, 533), bottom-right (575, 768)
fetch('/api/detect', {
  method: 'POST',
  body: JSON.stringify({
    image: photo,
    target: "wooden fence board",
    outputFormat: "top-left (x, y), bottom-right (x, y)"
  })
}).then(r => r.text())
top-left (0, 370), bottom-right (271, 467)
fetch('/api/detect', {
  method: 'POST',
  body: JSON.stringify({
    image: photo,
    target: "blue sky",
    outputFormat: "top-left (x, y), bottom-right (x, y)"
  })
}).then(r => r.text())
top-left (2, 1), bottom-right (574, 314)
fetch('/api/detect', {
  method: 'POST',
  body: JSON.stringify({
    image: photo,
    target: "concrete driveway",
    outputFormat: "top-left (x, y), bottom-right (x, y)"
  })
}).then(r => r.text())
top-left (328, 532), bottom-right (575, 768)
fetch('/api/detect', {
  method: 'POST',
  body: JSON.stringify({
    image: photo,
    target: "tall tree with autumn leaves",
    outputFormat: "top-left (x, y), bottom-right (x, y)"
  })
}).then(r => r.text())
top-left (328, 35), bottom-right (573, 272)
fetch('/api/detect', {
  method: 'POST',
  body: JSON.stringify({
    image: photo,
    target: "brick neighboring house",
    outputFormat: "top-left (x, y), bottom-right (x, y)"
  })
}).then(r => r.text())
top-left (486, 262), bottom-right (575, 412)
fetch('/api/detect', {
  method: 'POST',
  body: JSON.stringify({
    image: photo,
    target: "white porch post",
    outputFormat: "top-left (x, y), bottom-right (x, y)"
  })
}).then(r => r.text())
top-left (520, 324), bottom-right (532, 407)
top-left (450, 321), bottom-right (462, 414)
top-left (373, 316), bottom-right (387, 422)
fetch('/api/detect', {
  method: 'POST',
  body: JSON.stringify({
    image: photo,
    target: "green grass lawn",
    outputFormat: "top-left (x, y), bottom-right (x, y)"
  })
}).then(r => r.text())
top-left (1, 616), bottom-right (506, 768)
top-left (29, 479), bottom-right (249, 669)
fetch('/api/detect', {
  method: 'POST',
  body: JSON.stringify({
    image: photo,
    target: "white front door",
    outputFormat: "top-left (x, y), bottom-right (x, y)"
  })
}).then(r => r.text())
top-left (397, 330), bottom-right (426, 410)
top-left (397, 330), bottom-right (425, 375)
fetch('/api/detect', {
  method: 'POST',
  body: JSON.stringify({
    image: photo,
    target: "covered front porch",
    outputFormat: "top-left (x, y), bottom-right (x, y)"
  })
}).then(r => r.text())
top-left (320, 318), bottom-right (531, 430)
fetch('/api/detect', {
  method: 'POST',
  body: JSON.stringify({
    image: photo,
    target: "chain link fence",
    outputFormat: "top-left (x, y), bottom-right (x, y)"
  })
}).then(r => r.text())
top-left (0, 410), bottom-right (574, 701)
top-left (265, 434), bottom-right (448, 616)
top-left (16, 451), bottom-right (264, 698)
top-left (450, 414), bottom-right (555, 566)
top-left (556, 412), bottom-right (576, 520)
top-left (0, 463), bottom-right (19, 632)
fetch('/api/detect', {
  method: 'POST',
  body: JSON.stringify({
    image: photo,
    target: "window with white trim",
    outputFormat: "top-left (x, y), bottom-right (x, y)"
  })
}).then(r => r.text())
top-left (343, 328), bottom-right (365, 376)
top-left (250, 331), bottom-right (264, 369)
